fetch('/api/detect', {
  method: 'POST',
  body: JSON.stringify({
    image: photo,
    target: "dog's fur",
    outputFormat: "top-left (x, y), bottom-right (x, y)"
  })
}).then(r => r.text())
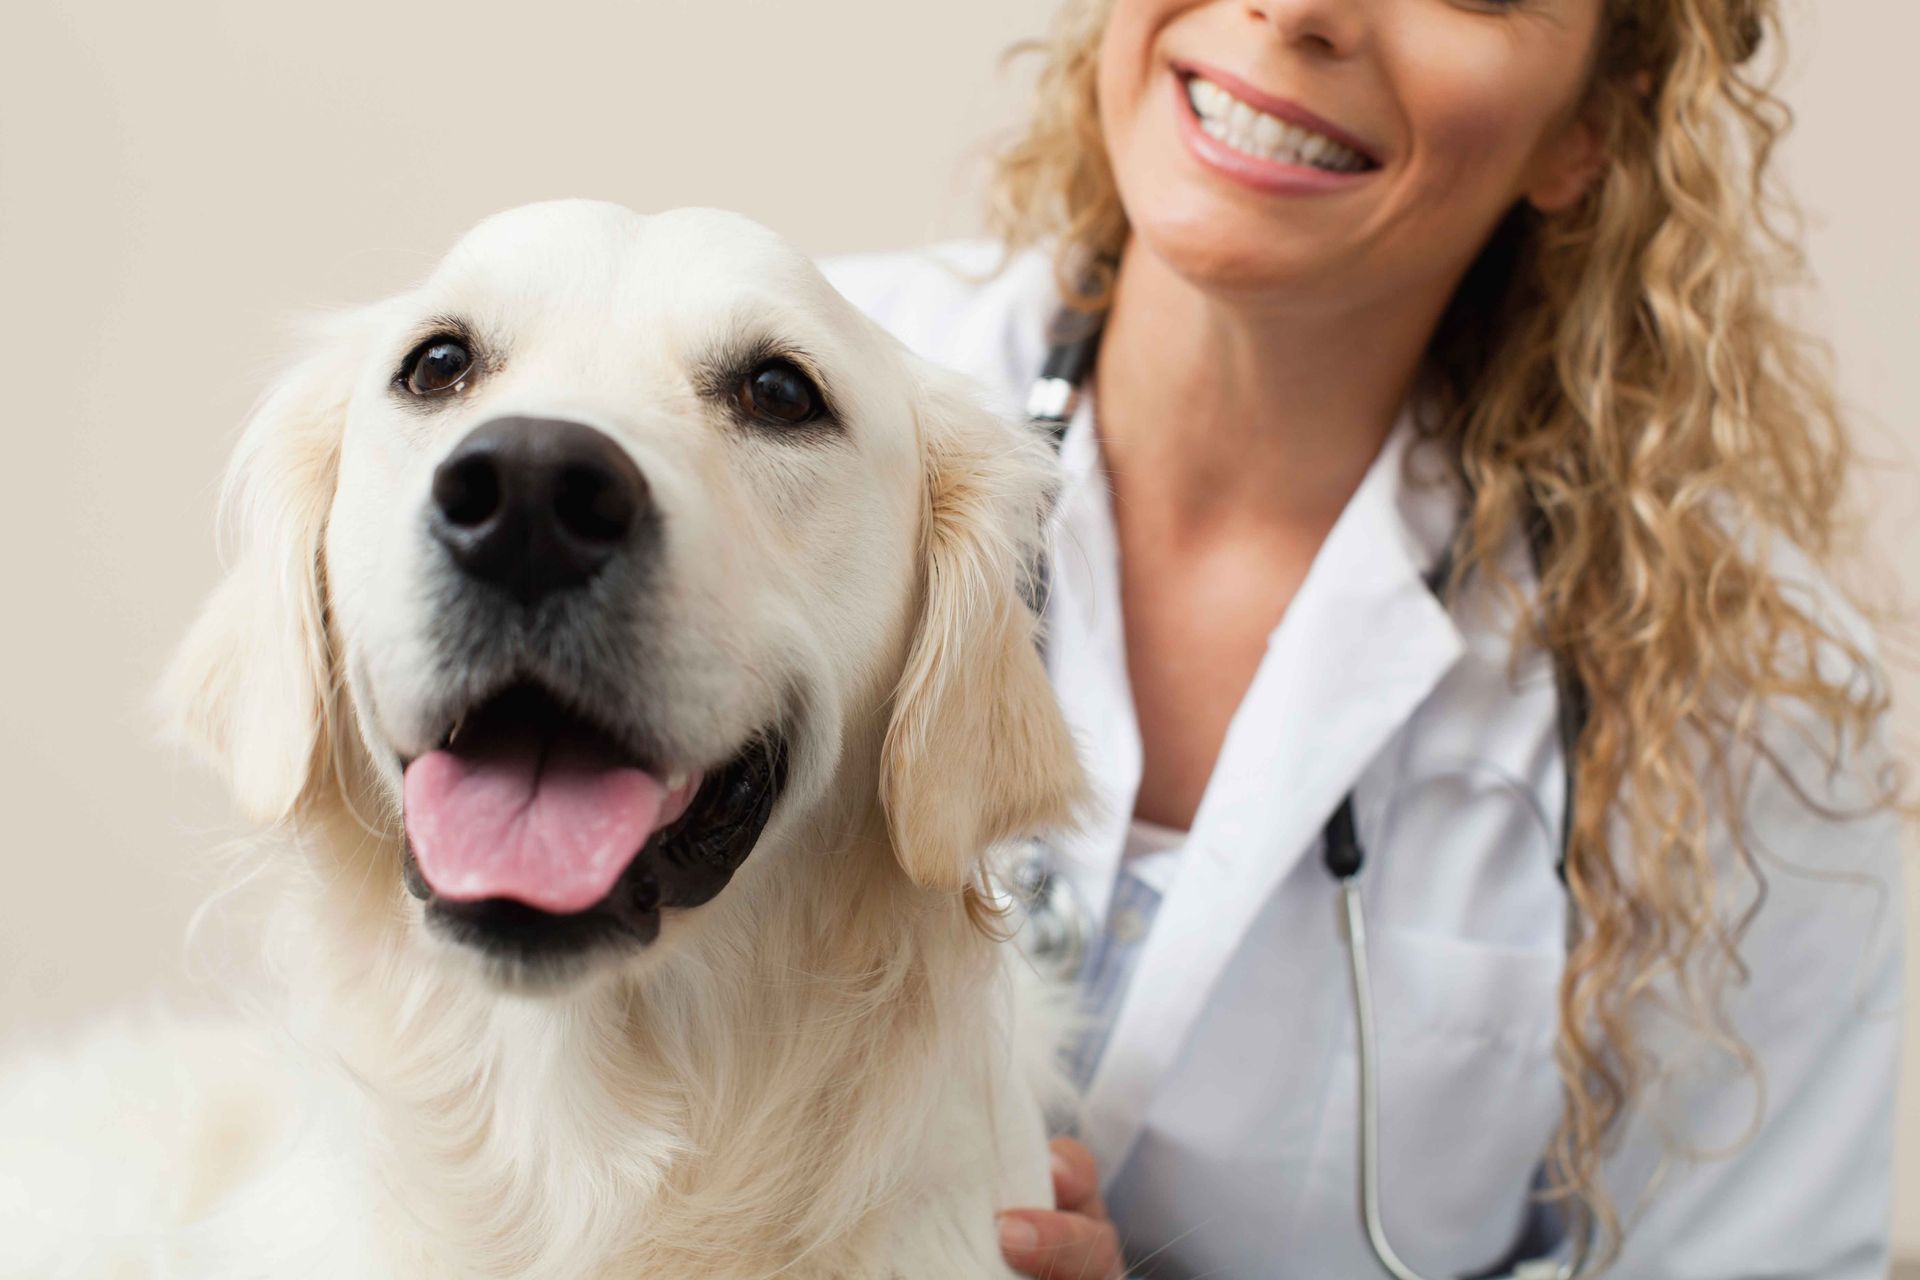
top-left (0, 202), bottom-right (1084, 1279)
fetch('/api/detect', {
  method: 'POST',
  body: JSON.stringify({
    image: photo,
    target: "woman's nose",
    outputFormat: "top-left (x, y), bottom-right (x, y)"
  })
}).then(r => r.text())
top-left (1241, 0), bottom-right (1367, 58)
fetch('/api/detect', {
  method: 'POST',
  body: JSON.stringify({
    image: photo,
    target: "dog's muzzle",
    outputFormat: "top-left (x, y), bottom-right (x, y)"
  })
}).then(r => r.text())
top-left (397, 416), bottom-right (788, 978)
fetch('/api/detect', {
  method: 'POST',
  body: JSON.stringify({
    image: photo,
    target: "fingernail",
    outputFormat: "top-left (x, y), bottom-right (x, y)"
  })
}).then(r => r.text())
top-left (999, 1216), bottom-right (1040, 1252)
top-left (1051, 1149), bottom-right (1074, 1182)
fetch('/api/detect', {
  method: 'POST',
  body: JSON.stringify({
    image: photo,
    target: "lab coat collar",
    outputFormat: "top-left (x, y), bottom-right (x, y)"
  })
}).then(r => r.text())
top-left (1072, 408), bottom-right (1471, 1173)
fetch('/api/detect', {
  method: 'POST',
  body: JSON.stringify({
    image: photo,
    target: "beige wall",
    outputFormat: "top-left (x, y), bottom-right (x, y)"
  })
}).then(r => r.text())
top-left (2, 0), bottom-right (1914, 1257)
top-left (1791, 0), bottom-right (1920, 1255)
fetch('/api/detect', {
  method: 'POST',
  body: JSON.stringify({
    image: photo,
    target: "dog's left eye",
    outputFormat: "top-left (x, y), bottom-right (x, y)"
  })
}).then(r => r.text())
top-left (400, 338), bottom-right (474, 397)
top-left (735, 359), bottom-right (824, 426)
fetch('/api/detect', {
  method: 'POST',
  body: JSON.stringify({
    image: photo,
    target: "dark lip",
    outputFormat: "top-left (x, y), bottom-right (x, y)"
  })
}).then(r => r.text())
top-left (393, 674), bottom-right (703, 805)
top-left (399, 677), bottom-right (669, 778)
top-left (418, 890), bottom-right (664, 983)
top-left (1170, 58), bottom-right (1383, 166)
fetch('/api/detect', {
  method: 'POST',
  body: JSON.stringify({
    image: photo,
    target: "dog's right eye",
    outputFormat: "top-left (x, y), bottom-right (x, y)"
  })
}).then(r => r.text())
top-left (734, 358), bottom-right (825, 427)
top-left (399, 338), bottom-right (474, 397)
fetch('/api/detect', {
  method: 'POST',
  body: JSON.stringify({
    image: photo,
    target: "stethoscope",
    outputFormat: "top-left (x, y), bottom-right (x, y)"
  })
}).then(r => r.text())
top-left (1014, 307), bottom-right (1596, 1280)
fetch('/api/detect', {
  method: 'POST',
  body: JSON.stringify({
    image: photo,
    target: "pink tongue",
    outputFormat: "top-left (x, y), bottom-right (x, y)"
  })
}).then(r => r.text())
top-left (403, 734), bottom-right (666, 915)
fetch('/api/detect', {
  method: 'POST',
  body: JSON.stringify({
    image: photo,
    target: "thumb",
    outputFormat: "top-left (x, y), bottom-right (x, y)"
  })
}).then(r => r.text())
top-left (998, 1209), bottom-right (1123, 1279)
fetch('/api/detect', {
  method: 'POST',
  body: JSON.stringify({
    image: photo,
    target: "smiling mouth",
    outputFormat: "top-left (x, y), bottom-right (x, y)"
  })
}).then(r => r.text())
top-left (399, 680), bottom-right (787, 967)
top-left (1177, 70), bottom-right (1380, 174)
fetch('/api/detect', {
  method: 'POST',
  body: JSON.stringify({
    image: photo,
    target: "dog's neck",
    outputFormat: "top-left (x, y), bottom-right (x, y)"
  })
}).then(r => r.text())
top-left (280, 795), bottom-right (1003, 1278)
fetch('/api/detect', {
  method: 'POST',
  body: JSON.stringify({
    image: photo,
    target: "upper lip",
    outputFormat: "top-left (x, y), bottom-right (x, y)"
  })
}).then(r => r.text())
top-left (401, 675), bottom-right (665, 775)
top-left (1172, 59), bottom-right (1381, 165)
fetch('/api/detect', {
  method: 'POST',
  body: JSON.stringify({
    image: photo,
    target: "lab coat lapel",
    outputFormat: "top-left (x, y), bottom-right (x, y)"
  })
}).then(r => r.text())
top-left (1040, 399), bottom-right (1140, 922)
top-left (1082, 423), bottom-right (1468, 1172)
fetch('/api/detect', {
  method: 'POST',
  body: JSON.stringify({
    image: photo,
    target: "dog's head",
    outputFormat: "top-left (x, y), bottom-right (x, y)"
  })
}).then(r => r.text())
top-left (162, 201), bottom-right (1079, 988)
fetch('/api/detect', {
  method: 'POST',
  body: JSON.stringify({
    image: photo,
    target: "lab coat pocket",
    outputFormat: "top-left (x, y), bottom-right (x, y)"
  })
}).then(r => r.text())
top-left (1310, 926), bottom-right (1565, 1274)
top-left (1369, 923), bottom-right (1562, 1051)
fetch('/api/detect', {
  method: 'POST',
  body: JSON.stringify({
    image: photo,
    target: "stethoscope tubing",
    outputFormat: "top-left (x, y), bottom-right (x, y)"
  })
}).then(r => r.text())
top-left (1340, 878), bottom-right (1424, 1280)
top-left (1339, 877), bottom-right (1589, 1280)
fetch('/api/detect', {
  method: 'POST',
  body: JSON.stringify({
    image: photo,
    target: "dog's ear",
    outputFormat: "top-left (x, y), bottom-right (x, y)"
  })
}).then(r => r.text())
top-left (159, 317), bottom-right (366, 825)
top-left (881, 362), bottom-right (1085, 893)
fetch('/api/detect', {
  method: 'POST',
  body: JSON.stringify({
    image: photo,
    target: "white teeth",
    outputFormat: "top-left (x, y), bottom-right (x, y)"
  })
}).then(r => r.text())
top-left (1189, 75), bottom-right (1224, 117)
top-left (665, 770), bottom-right (691, 794)
top-left (447, 717), bottom-right (465, 747)
top-left (1183, 74), bottom-right (1369, 174)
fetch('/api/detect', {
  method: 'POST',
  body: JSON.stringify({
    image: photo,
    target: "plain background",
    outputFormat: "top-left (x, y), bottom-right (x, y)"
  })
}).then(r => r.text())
top-left (2, 0), bottom-right (1915, 1260)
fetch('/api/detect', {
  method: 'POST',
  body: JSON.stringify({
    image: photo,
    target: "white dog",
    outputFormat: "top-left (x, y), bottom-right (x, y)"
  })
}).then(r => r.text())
top-left (0, 201), bottom-right (1085, 1279)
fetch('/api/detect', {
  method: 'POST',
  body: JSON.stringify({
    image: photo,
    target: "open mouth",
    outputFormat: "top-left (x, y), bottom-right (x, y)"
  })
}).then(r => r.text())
top-left (1175, 66), bottom-right (1381, 175)
top-left (399, 680), bottom-right (786, 963)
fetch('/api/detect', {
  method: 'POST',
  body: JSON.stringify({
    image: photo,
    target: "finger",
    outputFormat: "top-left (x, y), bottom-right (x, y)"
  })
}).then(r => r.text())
top-left (1047, 1137), bottom-right (1107, 1219)
top-left (998, 1210), bottom-right (1123, 1280)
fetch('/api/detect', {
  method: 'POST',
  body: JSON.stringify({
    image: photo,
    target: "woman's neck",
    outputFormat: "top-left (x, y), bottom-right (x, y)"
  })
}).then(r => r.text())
top-left (1092, 240), bottom-right (1448, 541)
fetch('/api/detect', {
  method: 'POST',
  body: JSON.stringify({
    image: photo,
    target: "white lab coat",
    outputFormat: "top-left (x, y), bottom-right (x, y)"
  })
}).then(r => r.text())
top-left (823, 241), bottom-right (1905, 1279)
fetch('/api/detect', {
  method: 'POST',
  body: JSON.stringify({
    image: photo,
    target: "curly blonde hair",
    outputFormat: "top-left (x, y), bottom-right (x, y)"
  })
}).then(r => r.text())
top-left (990, 0), bottom-right (1892, 1261)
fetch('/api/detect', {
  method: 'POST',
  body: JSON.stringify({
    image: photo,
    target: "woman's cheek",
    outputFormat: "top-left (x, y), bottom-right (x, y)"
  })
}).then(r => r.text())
top-left (1386, 18), bottom-right (1594, 208)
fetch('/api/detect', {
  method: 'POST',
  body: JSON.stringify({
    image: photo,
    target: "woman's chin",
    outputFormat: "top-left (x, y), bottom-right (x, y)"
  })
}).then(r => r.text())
top-left (1126, 207), bottom-right (1358, 303)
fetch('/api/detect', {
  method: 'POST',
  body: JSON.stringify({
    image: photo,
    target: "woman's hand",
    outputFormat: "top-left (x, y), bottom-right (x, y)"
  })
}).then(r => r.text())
top-left (998, 1137), bottom-right (1124, 1279)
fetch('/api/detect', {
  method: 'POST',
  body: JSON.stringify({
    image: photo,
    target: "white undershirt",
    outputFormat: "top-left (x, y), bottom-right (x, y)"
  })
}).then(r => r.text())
top-left (1119, 817), bottom-right (1185, 897)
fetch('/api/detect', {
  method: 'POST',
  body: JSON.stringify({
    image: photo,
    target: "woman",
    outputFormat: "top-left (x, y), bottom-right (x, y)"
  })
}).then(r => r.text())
top-left (828, 0), bottom-right (1903, 1275)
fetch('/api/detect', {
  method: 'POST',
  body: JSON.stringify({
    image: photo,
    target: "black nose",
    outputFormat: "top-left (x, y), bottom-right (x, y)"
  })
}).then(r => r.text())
top-left (429, 417), bottom-right (650, 606)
